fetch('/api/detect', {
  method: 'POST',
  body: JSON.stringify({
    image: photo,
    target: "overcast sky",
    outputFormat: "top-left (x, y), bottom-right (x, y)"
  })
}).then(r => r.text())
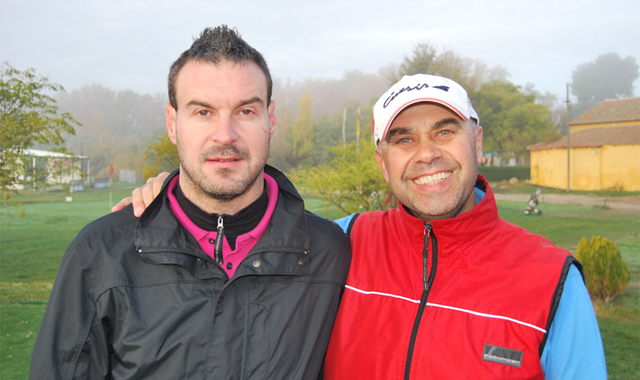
top-left (1, 0), bottom-right (638, 103)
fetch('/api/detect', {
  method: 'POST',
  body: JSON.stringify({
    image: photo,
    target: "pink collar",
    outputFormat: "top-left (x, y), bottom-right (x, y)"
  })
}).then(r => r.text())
top-left (167, 172), bottom-right (279, 278)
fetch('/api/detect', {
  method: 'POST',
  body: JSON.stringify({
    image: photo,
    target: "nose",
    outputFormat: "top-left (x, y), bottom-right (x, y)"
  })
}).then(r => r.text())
top-left (414, 137), bottom-right (442, 164)
top-left (209, 115), bottom-right (238, 145)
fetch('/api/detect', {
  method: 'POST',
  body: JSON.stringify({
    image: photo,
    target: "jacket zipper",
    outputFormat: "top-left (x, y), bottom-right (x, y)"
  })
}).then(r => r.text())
top-left (403, 224), bottom-right (438, 380)
top-left (214, 215), bottom-right (224, 265)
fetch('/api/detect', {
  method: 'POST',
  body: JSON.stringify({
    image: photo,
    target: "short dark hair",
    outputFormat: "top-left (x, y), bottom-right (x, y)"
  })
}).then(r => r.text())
top-left (167, 25), bottom-right (272, 109)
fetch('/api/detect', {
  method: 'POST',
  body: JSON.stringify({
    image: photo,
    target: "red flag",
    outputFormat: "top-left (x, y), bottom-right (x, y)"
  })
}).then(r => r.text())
top-left (109, 163), bottom-right (114, 178)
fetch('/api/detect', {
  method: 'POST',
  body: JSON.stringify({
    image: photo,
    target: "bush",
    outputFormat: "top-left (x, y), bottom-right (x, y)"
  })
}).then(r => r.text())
top-left (477, 166), bottom-right (530, 182)
top-left (576, 235), bottom-right (630, 303)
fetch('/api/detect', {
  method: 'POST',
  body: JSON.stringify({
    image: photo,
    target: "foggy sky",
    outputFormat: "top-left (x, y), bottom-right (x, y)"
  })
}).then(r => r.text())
top-left (1, 0), bottom-right (638, 103)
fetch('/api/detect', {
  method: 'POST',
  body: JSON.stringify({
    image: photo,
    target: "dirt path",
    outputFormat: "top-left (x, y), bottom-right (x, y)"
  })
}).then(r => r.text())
top-left (494, 193), bottom-right (640, 215)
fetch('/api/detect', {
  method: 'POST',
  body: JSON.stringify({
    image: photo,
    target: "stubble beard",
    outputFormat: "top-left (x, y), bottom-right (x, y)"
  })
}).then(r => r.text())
top-left (400, 147), bottom-right (478, 222)
top-left (180, 144), bottom-right (268, 202)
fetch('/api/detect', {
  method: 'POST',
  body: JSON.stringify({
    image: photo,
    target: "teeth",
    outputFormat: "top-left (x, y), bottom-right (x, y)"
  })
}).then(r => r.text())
top-left (414, 172), bottom-right (451, 185)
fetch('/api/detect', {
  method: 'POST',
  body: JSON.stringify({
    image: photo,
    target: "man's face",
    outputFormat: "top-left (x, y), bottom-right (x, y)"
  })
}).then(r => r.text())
top-left (375, 102), bottom-right (483, 222)
top-left (166, 60), bottom-right (275, 213)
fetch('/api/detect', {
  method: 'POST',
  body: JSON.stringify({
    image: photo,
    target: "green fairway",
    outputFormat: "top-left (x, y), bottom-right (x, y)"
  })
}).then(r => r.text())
top-left (1, 188), bottom-right (638, 379)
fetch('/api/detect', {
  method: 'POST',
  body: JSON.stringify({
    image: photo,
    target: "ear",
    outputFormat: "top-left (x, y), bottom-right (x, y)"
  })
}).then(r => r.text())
top-left (475, 125), bottom-right (484, 164)
top-left (268, 100), bottom-right (276, 138)
top-left (375, 147), bottom-right (391, 184)
top-left (166, 103), bottom-right (177, 144)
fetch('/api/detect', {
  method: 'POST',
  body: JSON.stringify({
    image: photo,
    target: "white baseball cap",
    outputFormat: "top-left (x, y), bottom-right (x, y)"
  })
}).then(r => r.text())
top-left (373, 74), bottom-right (479, 144)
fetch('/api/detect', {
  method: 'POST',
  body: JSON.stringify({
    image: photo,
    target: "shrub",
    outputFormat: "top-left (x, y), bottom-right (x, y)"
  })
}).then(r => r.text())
top-left (575, 235), bottom-right (630, 303)
top-left (477, 166), bottom-right (530, 182)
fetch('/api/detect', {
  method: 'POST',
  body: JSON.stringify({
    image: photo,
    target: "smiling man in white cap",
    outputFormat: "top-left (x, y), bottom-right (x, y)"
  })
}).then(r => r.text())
top-left (323, 74), bottom-right (606, 379)
top-left (372, 74), bottom-right (483, 222)
top-left (115, 74), bottom-right (607, 379)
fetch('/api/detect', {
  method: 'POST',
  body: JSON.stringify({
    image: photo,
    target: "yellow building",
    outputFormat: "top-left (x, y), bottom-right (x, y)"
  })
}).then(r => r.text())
top-left (529, 97), bottom-right (640, 191)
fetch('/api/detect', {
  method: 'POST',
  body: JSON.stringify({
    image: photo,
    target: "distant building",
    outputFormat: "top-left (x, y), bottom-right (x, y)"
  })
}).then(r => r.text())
top-left (528, 97), bottom-right (640, 191)
top-left (13, 149), bottom-right (90, 191)
top-left (118, 169), bottom-right (137, 184)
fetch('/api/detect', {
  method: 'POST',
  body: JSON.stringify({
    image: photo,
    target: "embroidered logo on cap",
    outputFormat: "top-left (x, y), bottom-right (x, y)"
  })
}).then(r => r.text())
top-left (482, 344), bottom-right (523, 368)
top-left (383, 83), bottom-right (450, 108)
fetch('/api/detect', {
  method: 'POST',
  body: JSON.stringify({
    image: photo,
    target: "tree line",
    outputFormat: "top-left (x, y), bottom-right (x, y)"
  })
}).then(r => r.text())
top-left (1, 48), bottom-right (637, 208)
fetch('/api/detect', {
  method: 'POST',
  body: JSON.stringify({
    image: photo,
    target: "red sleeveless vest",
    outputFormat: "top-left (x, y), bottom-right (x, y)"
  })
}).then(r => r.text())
top-left (325, 177), bottom-right (575, 380)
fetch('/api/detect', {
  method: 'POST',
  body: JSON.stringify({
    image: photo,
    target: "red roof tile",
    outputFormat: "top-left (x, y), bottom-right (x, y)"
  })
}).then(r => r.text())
top-left (528, 124), bottom-right (640, 151)
top-left (570, 97), bottom-right (640, 126)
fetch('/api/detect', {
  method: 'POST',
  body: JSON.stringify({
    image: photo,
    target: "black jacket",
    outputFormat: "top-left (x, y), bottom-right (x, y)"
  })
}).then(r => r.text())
top-left (30, 166), bottom-right (351, 380)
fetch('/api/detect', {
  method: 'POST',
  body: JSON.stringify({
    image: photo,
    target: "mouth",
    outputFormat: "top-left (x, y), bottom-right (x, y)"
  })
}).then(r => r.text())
top-left (413, 171), bottom-right (452, 186)
top-left (204, 157), bottom-right (243, 168)
top-left (210, 158), bottom-right (240, 162)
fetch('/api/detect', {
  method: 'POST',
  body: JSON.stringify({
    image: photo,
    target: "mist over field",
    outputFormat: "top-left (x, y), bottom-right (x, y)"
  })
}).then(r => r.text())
top-left (1, 0), bottom-right (638, 178)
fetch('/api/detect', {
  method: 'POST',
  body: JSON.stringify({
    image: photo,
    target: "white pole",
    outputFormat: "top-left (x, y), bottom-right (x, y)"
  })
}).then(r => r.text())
top-left (342, 108), bottom-right (347, 144)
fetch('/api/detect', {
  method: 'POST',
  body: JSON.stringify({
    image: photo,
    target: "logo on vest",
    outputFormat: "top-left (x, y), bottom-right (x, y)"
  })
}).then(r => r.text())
top-left (482, 344), bottom-right (523, 368)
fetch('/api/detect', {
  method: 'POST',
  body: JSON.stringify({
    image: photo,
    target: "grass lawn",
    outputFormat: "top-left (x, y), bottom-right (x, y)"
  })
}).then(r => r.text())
top-left (1, 186), bottom-right (638, 379)
top-left (497, 201), bottom-right (640, 380)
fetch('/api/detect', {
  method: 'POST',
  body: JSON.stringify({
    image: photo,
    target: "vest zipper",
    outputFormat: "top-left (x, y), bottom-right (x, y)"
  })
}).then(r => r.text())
top-left (215, 215), bottom-right (224, 265)
top-left (403, 224), bottom-right (438, 380)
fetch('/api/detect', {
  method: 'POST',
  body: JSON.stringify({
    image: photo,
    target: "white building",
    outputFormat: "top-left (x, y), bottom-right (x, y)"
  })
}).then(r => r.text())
top-left (14, 149), bottom-right (90, 191)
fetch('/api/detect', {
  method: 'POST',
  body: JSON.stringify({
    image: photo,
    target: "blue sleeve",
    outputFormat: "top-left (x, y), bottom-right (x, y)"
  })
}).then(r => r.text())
top-left (541, 265), bottom-right (607, 379)
top-left (475, 187), bottom-right (486, 205)
top-left (334, 214), bottom-right (357, 234)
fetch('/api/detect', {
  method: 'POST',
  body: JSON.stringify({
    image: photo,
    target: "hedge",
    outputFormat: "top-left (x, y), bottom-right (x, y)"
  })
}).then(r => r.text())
top-left (478, 166), bottom-right (530, 182)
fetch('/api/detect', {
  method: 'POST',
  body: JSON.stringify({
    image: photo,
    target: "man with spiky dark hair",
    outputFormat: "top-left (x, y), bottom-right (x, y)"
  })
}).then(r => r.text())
top-left (167, 26), bottom-right (273, 110)
top-left (30, 26), bottom-right (350, 380)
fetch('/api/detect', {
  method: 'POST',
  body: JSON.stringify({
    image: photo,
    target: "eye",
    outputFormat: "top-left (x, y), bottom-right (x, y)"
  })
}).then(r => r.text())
top-left (240, 109), bottom-right (254, 116)
top-left (196, 110), bottom-right (210, 117)
top-left (390, 136), bottom-right (413, 145)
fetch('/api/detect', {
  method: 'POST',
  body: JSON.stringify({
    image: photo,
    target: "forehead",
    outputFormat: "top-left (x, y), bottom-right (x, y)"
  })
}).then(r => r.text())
top-left (174, 60), bottom-right (268, 105)
top-left (389, 102), bottom-right (464, 130)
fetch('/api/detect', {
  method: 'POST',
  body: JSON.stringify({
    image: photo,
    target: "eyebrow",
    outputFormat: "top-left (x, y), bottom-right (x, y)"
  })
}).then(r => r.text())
top-left (236, 96), bottom-right (265, 108)
top-left (385, 127), bottom-right (412, 142)
top-left (185, 96), bottom-right (265, 110)
top-left (432, 117), bottom-right (463, 130)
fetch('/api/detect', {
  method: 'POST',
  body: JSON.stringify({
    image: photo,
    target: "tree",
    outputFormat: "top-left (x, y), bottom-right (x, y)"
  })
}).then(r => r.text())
top-left (287, 92), bottom-right (315, 167)
top-left (571, 53), bottom-right (639, 115)
top-left (142, 133), bottom-right (178, 181)
top-left (390, 43), bottom-right (509, 92)
top-left (55, 84), bottom-right (167, 178)
top-left (473, 81), bottom-right (560, 164)
top-left (311, 112), bottom-right (343, 166)
top-left (292, 140), bottom-right (390, 216)
top-left (268, 106), bottom-right (292, 171)
top-left (393, 43), bottom-right (438, 82)
top-left (0, 62), bottom-right (80, 202)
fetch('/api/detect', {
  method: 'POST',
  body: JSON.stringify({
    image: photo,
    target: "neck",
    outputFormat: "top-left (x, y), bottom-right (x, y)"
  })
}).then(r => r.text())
top-left (179, 172), bottom-right (265, 215)
top-left (173, 180), bottom-right (269, 250)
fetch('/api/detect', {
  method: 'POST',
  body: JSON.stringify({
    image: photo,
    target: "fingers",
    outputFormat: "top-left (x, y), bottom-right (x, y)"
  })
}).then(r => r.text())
top-left (134, 172), bottom-right (171, 217)
top-left (151, 172), bottom-right (169, 201)
top-left (141, 179), bottom-right (156, 214)
top-left (111, 197), bottom-right (133, 213)
top-left (132, 187), bottom-right (146, 217)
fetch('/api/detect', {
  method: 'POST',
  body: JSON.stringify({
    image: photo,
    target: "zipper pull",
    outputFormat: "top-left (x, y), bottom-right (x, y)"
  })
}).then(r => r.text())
top-left (423, 224), bottom-right (432, 290)
top-left (215, 215), bottom-right (224, 265)
top-left (424, 224), bottom-right (432, 239)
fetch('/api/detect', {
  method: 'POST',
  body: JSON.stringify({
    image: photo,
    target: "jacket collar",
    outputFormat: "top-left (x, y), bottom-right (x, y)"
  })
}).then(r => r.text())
top-left (134, 165), bottom-right (310, 264)
top-left (251, 165), bottom-right (311, 254)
